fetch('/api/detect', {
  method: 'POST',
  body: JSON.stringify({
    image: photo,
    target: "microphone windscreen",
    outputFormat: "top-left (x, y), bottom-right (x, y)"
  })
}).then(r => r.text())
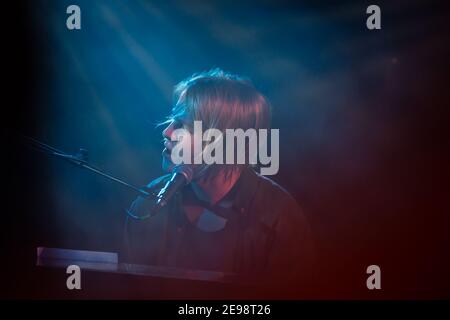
top-left (172, 165), bottom-right (194, 183)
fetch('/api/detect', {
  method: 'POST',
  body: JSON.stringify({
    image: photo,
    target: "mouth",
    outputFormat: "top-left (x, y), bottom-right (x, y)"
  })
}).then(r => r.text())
top-left (163, 140), bottom-right (174, 158)
top-left (162, 148), bottom-right (171, 157)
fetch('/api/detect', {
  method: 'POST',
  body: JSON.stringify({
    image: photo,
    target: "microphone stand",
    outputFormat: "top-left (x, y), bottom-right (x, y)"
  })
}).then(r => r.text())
top-left (19, 134), bottom-right (155, 198)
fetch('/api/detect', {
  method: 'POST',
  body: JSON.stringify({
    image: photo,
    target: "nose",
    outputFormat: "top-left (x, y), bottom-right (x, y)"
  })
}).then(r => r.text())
top-left (162, 121), bottom-right (175, 140)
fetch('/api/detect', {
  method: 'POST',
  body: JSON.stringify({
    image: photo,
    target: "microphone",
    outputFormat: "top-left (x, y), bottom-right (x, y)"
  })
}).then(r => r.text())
top-left (153, 165), bottom-right (194, 213)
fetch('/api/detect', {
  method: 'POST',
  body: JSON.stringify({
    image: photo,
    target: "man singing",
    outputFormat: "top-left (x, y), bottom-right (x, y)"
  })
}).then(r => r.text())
top-left (125, 69), bottom-right (315, 289)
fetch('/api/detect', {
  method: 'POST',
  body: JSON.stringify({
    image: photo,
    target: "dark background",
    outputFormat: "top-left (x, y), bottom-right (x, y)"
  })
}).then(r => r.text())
top-left (3, 0), bottom-right (450, 298)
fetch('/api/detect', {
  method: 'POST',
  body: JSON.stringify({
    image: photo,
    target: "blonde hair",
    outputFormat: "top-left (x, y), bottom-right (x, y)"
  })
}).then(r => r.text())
top-left (163, 68), bottom-right (272, 179)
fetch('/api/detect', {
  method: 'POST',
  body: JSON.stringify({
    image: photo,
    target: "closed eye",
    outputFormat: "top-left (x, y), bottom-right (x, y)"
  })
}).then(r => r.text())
top-left (172, 120), bottom-right (183, 129)
top-left (172, 118), bottom-right (192, 132)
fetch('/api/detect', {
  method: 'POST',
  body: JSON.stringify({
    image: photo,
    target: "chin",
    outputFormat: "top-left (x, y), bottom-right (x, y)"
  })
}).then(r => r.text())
top-left (162, 157), bottom-right (175, 173)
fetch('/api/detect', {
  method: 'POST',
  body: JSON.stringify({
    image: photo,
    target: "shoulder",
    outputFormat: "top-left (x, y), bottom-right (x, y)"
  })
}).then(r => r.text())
top-left (247, 169), bottom-right (300, 212)
top-left (251, 171), bottom-right (316, 269)
top-left (254, 172), bottom-right (295, 203)
top-left (246, 169), bottom-right (309, 230)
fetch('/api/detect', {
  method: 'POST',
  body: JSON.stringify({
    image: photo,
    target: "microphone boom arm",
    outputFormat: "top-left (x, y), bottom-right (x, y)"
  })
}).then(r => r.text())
top-left (19, 134), bottom-right (154, 198)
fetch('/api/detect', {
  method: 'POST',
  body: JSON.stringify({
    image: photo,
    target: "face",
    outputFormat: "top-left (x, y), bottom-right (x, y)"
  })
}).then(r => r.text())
top-left (161, 118), bottom-right (195, 173)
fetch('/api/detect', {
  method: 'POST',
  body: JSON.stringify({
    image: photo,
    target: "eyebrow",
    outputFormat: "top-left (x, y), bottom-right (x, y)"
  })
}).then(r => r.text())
top-left (172, 114), bottom-right (192, 126)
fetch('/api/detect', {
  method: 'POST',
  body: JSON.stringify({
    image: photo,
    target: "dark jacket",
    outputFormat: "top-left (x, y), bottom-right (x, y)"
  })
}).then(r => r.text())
top-left (124, 167), bottom-right (315, 286)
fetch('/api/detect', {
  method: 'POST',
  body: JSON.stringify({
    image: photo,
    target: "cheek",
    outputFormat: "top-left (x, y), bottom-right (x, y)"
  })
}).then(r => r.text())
top-left (170, 131), bottom-right (194, 161)
top-left (178, 134), bottom-right (193, 151)
top-left (191, 132), bottom-right (204, 155)
top-left (171, 129), bottom-right (189, 145)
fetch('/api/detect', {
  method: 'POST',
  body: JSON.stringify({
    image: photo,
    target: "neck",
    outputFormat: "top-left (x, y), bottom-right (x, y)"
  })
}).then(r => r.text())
top-left (192, 168), bottom-right (242, 205)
